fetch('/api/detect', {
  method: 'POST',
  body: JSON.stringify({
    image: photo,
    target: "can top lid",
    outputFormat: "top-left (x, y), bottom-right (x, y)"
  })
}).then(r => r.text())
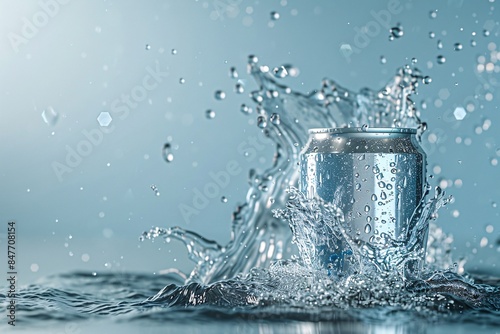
top-left (308, 127), bottom-right (417, 134)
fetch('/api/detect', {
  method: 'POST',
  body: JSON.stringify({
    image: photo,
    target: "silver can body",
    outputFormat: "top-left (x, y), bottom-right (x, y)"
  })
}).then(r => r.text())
top-left (299, 127), bottom-right (426, 274)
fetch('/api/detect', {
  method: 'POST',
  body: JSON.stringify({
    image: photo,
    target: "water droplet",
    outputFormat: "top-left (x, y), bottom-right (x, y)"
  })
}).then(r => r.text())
top-left (361, 124), bottom-right (369, 132)
top-left (41, 106), bottom-right (59, 126)
top-left (270, 11), bottom-right (280, 20)
top-left (380, 56), bottom-right (387, 64)
top-left (221, 196), bottom-right (228, 203)
top-left (97, 111), bottom-right (112, 126)
top-left (371, 194), bottom-right (377, 201)
top-left (437, 55), bottom-right (446, 64)
top-left (240, 104), bottom-right (252, 115)
top-left (364, 205), bottom-right (370, 212)
top-left (389, 25), bottom-right (404, 39)
top-left (411, 57), bottom-right (417, 64)
top-left (205, 109), bottom-right (216, 119)
top-left (423, 76), bottom-right (432, 84)
top-left (248, 55), bottom-right (259, 63)
top-left (145, 44), bottom-right (151, 50)
top-left (270, 113), bottom-right (281, 125)
top-left (150, 184), bottom-right (160, 196)
top-left (179, 78), bottom-right (185, 84)
top-left (454, 43), bottom-right (463, 51)
top-left (380, 191), bottom-right (387, 200)
top-left (171, 49), bottom-right (177, 55)
top-left (273, 66), bottom-right (288, 78)
top-left (162, 143), bottom-right (174, 163)
top-left (364, 224), bottom-right (372, 234)
top-left (429, 31), bottom-right (435, 39)
top-left (484, 29), bottom-right (490, 37)
top-left (437, 40), bottom-right (443, 49)
top-left (429, 10), bottom-right (438, 19)
top-left (214, 90), bottom-right (226, 100)
top-left (235, 83), bottom-right (244, 94)
top-left (229, 67), bottom-right (238, 79)
top-left (257, 116), bottom-right (267, 129)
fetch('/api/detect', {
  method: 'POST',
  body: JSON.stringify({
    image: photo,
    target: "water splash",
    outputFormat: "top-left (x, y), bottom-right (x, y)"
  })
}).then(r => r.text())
top-left (137, 57), bottom-right (500, 323)
top-left (142, 55), bottom-right (437, 286)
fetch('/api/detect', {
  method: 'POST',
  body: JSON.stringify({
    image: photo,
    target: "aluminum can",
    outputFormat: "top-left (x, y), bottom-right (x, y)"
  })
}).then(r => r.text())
top-left (299, 127), bottom-right (426, 274)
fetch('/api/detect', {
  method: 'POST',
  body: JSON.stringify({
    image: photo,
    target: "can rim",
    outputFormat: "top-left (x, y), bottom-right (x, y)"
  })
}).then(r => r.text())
top-left (308, 127), bottom-right (417, 134)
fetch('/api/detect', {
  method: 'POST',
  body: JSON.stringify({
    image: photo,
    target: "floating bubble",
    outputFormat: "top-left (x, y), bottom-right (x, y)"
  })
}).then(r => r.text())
top-left (423, 76), bottom-right (432, 84)
top-left (97, 111), bottom-right (112, 126)
top-left (179, 78), bottom-right (185, 84)
top-left (411, 57), bottom-right (417, 64)
top-left (480, 237), bottom-right (488, 247)
top-left (380, 56), bottom-right (387, 64)
top-left (429, 31), bottom-right (435, 38)
top-left (484, 29), bottom-right (490, 37)
top-left (171, 49), bottom-right (177, 55)
top-left (491, 158), bottom-right (498, 166)
top-left (454, 43), bottom-right (463, 51)
top-left (429, 10), bottom-right (438, 19)
top-left (437, 40), bottom-right (443, 49)
top-left (471, 40), bottom-right (477, 47)
top-left (486, 225), bottom-right (494, 233)
top-left (437, 55), bottom-right (446, 64)
top-left (145, 44), bottom-right (151, 50)
top-left (270, 11), bottom-right (280, 20)
top-left (214, 90), bottom-right (226, 100)
top-left (41, 106), bottom-right (59, 126)
top-left (221, 196), bottom-right (228, 203)
top-left (205, 109), bottom-right (216, 119)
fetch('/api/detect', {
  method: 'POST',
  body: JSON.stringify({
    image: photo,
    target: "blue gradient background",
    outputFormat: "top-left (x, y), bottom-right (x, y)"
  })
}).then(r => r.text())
top-left (0, 0), bottom-right (499, 286)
